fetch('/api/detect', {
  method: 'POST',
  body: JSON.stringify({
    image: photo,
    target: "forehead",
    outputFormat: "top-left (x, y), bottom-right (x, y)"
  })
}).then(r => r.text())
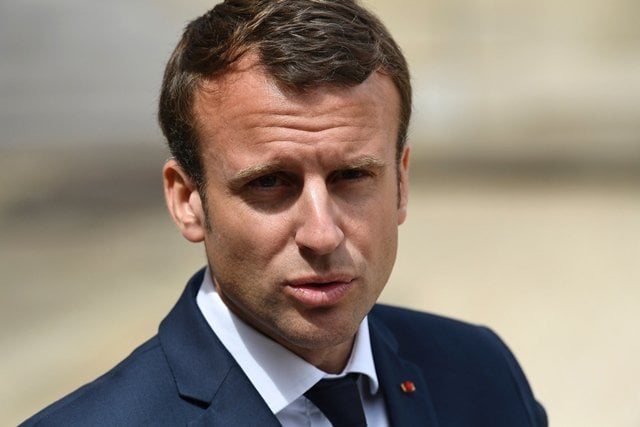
top-left (192, 55), bottom-right (401, 144)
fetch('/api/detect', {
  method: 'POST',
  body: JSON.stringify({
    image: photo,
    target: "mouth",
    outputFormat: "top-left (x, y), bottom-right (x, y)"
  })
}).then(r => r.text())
top-left (286, 276), bottom-right (356, 307)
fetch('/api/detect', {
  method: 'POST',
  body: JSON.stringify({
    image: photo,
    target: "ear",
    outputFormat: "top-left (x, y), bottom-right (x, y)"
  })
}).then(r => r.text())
top-left (397, 145), bottom-right (410, 225)
top-left (163, 159), bottom-right (206, 242)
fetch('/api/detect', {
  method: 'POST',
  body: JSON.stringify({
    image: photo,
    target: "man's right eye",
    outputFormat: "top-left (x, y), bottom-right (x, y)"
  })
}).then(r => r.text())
top-left (249, 174), bottom-right (282, 188)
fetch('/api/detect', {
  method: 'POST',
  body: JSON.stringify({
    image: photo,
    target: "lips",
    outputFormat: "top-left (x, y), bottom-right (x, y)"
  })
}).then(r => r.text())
top-left (286, 275), bottom-right (356, 307)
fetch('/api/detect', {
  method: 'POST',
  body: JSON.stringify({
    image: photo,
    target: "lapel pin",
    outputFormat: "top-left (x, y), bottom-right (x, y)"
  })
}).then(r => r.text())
top-left (400, 380), bottom-right (416, 393)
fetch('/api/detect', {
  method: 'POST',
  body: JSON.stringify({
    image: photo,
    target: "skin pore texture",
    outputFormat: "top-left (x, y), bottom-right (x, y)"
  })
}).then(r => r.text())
top-left (163, 54), bottom-right (410, 373)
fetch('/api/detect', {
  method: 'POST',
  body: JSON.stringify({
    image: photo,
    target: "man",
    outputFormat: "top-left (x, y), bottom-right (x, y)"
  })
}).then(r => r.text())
top-left (22, 1), bottom-right (546, 425)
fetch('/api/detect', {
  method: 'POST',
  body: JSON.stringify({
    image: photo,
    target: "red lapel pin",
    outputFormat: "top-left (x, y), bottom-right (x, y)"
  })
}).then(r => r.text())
top-left (400, 380), bottom-right (416, 393)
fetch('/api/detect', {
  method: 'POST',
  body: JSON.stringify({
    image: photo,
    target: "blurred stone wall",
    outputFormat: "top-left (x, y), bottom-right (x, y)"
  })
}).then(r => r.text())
top-left (2, 0), bottom-right (639, 167)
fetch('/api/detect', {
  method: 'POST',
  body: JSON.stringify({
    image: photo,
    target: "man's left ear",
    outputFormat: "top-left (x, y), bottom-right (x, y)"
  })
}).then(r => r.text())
top-left (163, 159), bottom-right (206, 243)
top-left (397, 145), bottom-right (410, 225)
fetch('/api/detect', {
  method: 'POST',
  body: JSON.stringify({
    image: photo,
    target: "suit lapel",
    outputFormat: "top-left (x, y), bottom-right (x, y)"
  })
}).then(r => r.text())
top-left (187, 365), bottom-right (280, 427)
top-left (369, 314), bottom-right (440, 427)
top-left (159, 269), bottom-right (280, 426)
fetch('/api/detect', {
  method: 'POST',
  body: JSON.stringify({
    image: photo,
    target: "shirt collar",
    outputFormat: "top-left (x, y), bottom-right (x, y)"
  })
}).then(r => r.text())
top-left (196, 268), bottom-right (379, 414)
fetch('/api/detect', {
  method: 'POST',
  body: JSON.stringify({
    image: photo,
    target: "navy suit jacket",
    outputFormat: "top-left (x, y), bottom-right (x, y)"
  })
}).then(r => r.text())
top-left (22, 269), bottom-right (547, 426)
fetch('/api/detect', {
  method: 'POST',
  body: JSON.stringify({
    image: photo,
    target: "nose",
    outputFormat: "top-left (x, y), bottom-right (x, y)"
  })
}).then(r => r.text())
top-left (294, 179), bottom-right (345, 255)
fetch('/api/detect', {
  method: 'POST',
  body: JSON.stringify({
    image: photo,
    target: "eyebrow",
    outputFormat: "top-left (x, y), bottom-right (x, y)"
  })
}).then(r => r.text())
top-left (344, 156), bottom-right (387, 171)
top-left (228, 162), bottom-right (287, 190)
top-left (228, 155), bottom-right (387, 190)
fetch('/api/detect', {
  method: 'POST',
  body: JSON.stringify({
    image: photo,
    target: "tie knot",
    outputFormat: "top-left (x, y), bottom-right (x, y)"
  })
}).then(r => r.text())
top-left (304, 374), bottom-right (367, 427)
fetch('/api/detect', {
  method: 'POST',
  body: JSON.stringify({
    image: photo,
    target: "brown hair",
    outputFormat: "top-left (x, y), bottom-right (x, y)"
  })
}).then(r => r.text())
top-left (158, 0), bottom-right (411, 193)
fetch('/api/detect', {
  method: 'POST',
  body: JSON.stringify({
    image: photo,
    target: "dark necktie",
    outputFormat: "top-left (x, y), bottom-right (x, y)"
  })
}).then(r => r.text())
top-left (304, 374), bottom-right (367, 427)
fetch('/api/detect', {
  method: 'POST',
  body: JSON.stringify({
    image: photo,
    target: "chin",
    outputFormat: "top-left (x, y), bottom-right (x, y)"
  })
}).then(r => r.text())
top-left (279, 316), bottom-right (360, 350)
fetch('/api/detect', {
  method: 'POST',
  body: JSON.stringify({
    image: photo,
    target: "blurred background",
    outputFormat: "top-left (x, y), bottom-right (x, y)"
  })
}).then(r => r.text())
top-left (1, 0), bottom-right (638, 425)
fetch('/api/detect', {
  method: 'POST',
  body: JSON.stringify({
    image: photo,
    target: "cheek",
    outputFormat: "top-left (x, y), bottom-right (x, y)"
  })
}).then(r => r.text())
top-left (360, 190), bottom-right (400, 267)
top-left (347, 202), bottom-right (398, 257)
top-left (208, 203), bottom-right (292, 264)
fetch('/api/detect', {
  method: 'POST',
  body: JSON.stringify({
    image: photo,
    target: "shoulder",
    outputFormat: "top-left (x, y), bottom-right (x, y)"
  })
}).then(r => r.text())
top-left (369, 304), bottom-right (547, 426)
top-left (20, 337), bottom-right (181, 427)
top-left (369, 303), bottom-right (526, 381)
top-left (370, 303), bottom-right (483, 335)
top-left (370, 303), bottom-right (506, 353)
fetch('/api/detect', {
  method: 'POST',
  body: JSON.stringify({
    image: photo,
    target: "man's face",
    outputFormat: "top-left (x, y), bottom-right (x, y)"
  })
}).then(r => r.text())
top-left (186, 57), bottom-right (409, 372)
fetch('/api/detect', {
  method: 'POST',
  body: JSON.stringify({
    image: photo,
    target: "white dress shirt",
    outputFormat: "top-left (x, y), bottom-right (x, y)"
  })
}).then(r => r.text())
top-left (196, 269), bottom-right (389, 426)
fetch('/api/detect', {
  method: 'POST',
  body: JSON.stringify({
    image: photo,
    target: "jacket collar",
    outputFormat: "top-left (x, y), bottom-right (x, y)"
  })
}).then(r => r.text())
top-left (368, 310), bottom-right (440, 426)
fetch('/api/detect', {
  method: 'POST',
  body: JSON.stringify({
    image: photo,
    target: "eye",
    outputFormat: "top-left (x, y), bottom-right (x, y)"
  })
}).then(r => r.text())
top-left (249, 174), bottom-right (281, 188)
top-left (241, 172), bottom-right (298, 211)
top-left (333, 168), bottom-right (369, 182)
top-left (245, 172), bottom-right (299, 193)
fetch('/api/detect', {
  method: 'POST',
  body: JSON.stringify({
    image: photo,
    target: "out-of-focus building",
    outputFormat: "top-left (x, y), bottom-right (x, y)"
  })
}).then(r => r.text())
top-left (2, 0), bottom-right (639, 169)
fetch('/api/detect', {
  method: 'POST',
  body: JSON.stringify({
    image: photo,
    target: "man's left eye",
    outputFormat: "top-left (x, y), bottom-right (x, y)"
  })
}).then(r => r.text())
top-left (336, 169), bottom-right (367, 181)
